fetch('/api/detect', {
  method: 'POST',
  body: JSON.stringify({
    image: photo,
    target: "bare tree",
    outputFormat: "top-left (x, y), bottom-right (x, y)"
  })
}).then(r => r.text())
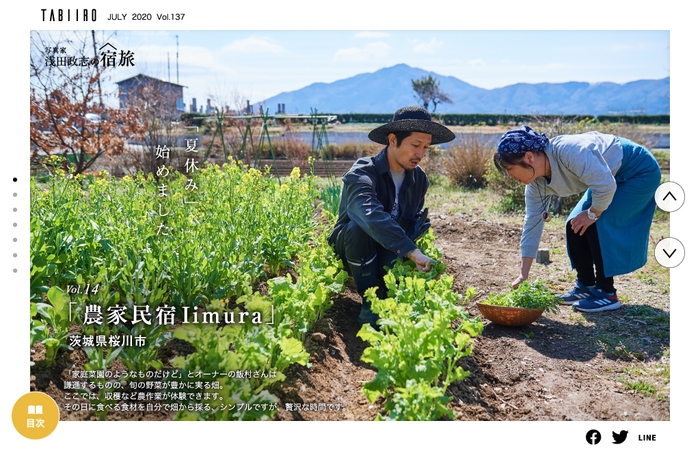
top-left (411, 75), bottom-right (453, 113)
top-left (30, 31), bottom-right (143, 175)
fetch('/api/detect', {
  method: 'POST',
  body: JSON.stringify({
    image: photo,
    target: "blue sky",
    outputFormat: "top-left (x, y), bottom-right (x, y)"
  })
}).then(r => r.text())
top-left (31, 30), bottom-right (669, 110)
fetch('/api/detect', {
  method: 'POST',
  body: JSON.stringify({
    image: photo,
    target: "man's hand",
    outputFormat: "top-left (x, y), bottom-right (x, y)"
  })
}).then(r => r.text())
top-left (407, 248), bottom-right (433, 272)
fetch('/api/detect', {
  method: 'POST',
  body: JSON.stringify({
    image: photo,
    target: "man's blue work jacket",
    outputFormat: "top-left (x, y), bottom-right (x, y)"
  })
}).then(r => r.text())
top-left (328, 147), bottom-right (429, 258)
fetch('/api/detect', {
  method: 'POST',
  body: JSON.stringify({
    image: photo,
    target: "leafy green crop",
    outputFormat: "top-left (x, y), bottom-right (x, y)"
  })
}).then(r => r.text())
top-left (35, 286), bottom-right (75, 366)
top-left (357, 234), bottom-right (483, 420)
top-left (79, 346), bottom-right (124, 421)
top-left (169, 321), bottom-right (309, 420)
top-left (31, 162), bottom-right (348, 419)
top-left (30, 303), bottom-right (46, 367)
top-left (117, 323), bottom-right (171, 375)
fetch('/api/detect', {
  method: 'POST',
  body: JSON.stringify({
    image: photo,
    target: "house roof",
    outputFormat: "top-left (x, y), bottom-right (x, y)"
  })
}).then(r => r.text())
top-left (115, 73), bottom-right (186, 88)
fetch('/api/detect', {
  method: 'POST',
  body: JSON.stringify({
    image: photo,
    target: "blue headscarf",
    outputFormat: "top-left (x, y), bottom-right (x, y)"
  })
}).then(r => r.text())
top-left (497, 125), bottom-right (549, 155)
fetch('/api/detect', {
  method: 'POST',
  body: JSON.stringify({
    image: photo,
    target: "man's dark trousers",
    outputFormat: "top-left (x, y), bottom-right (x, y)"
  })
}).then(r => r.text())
top-left (332, 220), bottom-right (397, 302)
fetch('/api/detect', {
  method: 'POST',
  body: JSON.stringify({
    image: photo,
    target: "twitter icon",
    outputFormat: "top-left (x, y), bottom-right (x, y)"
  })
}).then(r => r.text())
top-left (612, 430), bottom-right (628, 444)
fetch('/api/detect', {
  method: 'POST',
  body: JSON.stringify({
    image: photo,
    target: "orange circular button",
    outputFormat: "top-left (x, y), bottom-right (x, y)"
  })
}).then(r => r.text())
top-left (12, 392), bottom-right (60, 439)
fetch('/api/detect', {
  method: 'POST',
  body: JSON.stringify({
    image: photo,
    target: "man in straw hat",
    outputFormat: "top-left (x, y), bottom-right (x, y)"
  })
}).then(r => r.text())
top-left (328, 105), bottom-right (455, 327)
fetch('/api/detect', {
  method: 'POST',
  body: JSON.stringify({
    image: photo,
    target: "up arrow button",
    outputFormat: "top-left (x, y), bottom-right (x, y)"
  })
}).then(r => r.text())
top-left (662, 192), bottom-right (676, 202)
top-left (655, 182), bottom-right (685, 212)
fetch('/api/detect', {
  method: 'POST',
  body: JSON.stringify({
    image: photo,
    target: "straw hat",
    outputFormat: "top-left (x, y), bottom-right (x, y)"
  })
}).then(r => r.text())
top-left (368, 105), bottom-right (455, 145)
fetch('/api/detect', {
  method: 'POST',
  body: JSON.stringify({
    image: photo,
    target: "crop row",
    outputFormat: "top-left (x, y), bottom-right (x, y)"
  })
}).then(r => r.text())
top-left (30, 160), bottom-right (346, 419)
top-left (357, 230), bottom-right (484, 420)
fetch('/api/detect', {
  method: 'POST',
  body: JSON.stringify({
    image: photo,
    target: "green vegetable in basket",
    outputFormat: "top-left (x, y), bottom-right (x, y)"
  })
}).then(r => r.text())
top-left (482, 280), bottom-right (560, 314)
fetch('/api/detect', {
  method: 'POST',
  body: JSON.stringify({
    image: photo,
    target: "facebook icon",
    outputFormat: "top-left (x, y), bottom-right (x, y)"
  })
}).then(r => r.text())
top-left (586, 429), bottom-right (602, 445)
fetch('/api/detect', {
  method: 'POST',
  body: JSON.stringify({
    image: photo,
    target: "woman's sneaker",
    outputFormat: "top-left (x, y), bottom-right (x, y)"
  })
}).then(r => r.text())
top-left (559, 280), bottom-right (593, 305)
top-left (575, 289), bottom-right (621, 312)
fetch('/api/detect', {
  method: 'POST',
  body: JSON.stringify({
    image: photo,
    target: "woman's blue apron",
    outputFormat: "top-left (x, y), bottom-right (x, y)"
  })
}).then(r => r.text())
top-left (567, 138), bottom-right (662, 277)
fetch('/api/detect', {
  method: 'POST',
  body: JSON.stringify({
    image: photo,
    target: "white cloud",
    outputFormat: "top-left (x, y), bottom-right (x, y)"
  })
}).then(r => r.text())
top-left (413, 38), bottom-right (442, 54)
top-left (354, 31), bottom-right (390, 39)
top-left (334, 42), bottom-right (391, 61)
top-left (222, 37), bottom-right (283, 53)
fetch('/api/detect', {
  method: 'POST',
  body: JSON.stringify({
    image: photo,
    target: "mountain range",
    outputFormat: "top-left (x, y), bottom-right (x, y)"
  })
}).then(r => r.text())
top-left (262, 64), bottom-right (670, 116)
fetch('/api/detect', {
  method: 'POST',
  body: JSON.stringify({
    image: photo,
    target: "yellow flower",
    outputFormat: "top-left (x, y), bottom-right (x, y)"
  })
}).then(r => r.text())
top-left (290, 167), bottom-right (301, 180)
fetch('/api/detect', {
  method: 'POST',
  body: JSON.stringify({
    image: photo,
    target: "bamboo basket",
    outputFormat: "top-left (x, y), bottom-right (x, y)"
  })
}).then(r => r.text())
top-left (476, 301), bottom-right (544, 327)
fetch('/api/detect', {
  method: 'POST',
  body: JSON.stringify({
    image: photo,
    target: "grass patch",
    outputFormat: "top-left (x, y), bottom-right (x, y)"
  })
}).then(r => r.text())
top-left (425, 184), bottom-right (513, 219)
top-left (651, 149), bottom-right (669, 171)
top-left (617, 353), bottom-right (670, 399)
top-left (649, 329), bottom-right (671, 339)
top-left (635, 274), bottom-right (657, 286)
top-left (617, 293), bottom-right (632, 303)
top-left (427, 172), bottom-right (449, 188)
top-left (566, 312), bottom-right (588, 326)
top-left (625, 304), bottom-right (669, 322)
top-left (618, 378), bottom-right (658, 396)
top-left (596, 334), bottom-right (646, 360)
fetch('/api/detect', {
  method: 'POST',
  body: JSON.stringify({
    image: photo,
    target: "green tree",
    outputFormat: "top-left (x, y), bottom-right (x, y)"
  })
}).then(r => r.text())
top-left (411, 75), bottom-right (453, 112)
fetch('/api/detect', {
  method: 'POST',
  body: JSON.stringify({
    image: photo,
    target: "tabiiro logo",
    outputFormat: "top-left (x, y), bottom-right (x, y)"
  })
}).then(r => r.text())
top-left (586, 429), bottom-right (602, 445)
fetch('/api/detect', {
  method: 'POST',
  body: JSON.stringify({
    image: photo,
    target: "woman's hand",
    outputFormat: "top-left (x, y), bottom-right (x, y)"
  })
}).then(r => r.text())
top-left (512, 274), bottom-right (528, 289)
top-left (569, 209), bottom-right (600, 236)
top-left (512, 257), bottom-right (534, 289)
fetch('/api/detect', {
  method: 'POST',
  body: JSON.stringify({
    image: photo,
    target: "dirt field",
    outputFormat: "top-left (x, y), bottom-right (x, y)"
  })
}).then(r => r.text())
top-left (274, 208), bottom-right (671, 421)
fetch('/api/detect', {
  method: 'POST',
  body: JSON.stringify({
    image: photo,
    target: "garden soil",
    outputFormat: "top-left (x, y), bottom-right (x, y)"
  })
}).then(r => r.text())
top-left (30, 210), bottom-right (670, 421)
